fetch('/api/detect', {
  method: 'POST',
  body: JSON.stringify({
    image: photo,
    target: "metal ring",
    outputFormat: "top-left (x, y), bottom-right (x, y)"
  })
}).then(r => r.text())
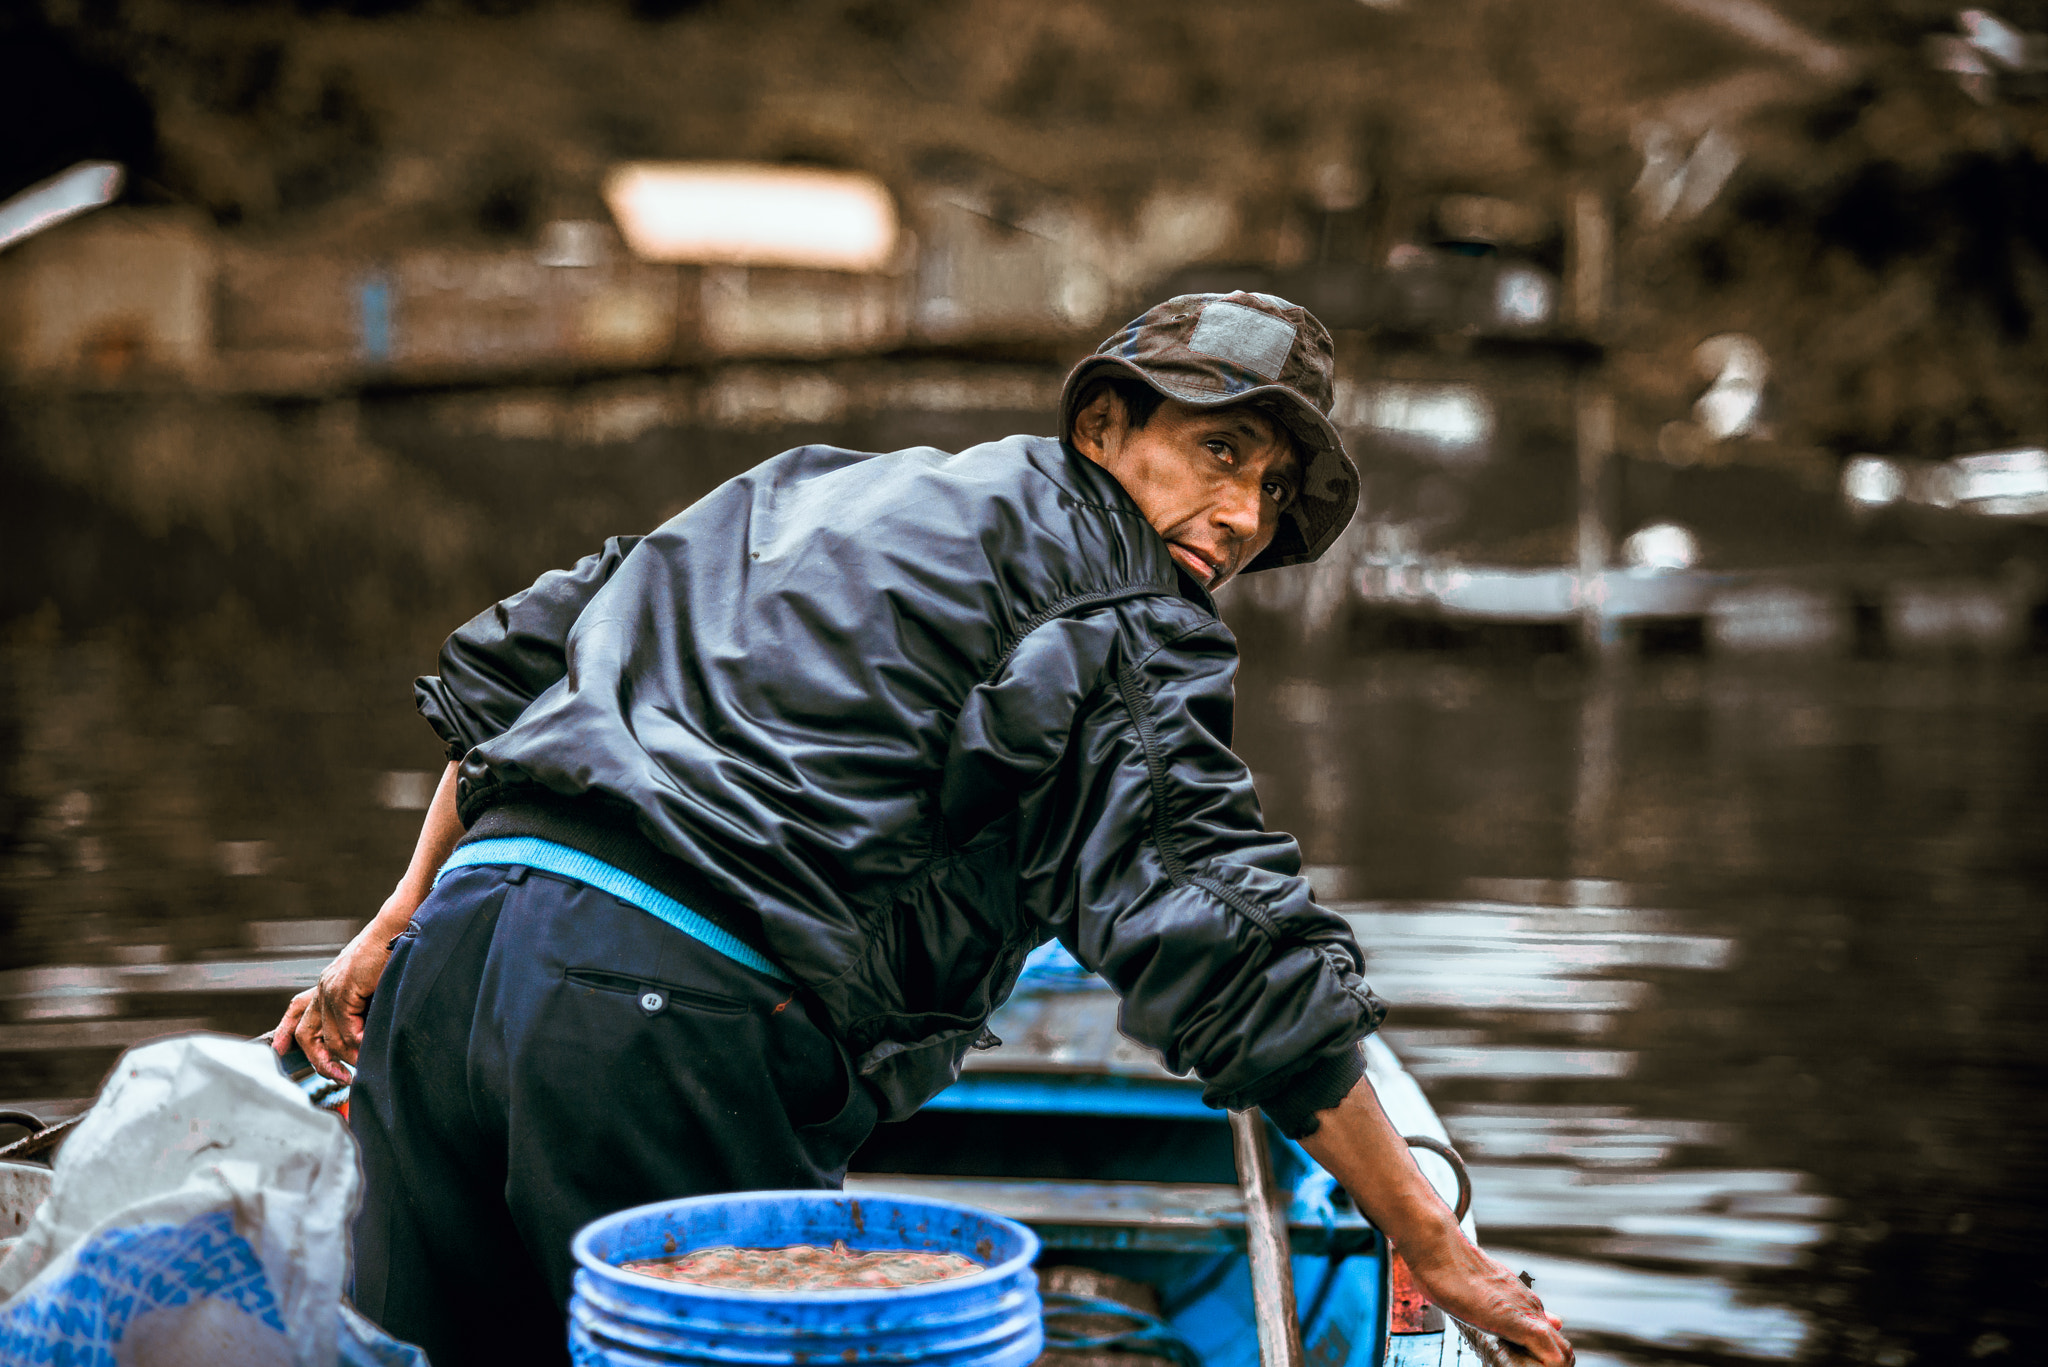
top-left (1403, 1134), bottom-right (1472, 1221)
top-left (0, 1111), bottom-right (46, 1136)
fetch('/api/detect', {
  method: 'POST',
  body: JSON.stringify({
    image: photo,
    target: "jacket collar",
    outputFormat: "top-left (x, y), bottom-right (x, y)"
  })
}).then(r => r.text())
top-left (1033, 437), bottom-right (1218, 614)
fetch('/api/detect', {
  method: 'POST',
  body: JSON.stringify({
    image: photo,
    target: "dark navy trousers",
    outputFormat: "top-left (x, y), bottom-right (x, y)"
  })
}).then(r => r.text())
top-left (349, 863), bottom-right (880, 1367)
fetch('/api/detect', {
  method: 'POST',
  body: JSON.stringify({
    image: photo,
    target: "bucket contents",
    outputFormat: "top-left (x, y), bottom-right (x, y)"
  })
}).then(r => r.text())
top-left (623, 1238), bottom-right (981, 1290)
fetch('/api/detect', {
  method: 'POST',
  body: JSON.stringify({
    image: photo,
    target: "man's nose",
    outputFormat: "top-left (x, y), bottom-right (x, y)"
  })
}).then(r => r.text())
top-left (1213, 480), bottom-right (1262, 541)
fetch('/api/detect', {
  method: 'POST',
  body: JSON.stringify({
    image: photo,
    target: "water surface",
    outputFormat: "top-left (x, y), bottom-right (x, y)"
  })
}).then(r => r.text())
top-left (3, 389), bottom-right (2041, 1365)
top-left (1228, 640), bottom-right (2048, 1366)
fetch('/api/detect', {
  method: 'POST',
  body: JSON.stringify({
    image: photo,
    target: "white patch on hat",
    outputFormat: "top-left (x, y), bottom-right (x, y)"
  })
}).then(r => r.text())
top-left (1188, 300), bottom-right (1297, 381)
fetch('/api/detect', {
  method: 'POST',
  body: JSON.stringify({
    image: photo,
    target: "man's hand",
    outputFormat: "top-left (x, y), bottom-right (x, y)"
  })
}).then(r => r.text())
top-left (271, 760), bottom-right (465, 1082)
top-left (1401, 1234), bottom-right (1571, 1366)
top-left (272, 913), bottom-right (403, 1082)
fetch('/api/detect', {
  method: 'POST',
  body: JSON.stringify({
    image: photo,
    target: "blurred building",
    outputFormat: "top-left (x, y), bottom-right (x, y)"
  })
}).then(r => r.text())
top-left (6, 0), bottom-right (2048, 657)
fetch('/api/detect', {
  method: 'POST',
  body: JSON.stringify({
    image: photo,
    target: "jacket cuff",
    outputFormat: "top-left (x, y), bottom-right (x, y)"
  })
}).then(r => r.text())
top-left (414, 677), bottom-right (474, 762)
top-left (1258, 1043), bottom-right (1367, 1139)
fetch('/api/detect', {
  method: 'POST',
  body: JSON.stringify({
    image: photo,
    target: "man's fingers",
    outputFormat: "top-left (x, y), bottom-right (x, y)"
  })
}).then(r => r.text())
top-left (1455, 1318), bottom-right (1559, 1367)
top-left (1482, 1333), bottom-right (1563, 1367)
top-left (1504, 1306), bottom-right (1570, 1367)
top-left (1515, 1319), bottom-right (1573, 1367)
top-left (318, 993), bottom-right (365, 1061)
top-left (304, 1031), bottom-right (348, 1084)
top-left (310, 982), bottom-right (363, 1067)
top-left (295, 999), bottom-right (348, 1084)
top-left (307, 1018), bottom-right (349, 1083)
top-left (271, 993), bottom-right (312, 1054)
top-left (1447, 1281), bottom-right (1570, 1367)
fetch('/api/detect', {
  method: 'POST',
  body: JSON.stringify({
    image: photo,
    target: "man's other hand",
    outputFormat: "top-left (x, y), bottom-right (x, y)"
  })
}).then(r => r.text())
top-left (271, 760), bottom-right (461, 1083)
top-left (271, 916), bottom-right (399, 1082)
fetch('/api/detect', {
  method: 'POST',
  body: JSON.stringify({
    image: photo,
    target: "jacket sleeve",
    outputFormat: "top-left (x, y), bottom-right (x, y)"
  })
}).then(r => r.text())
top-left (987, 609), bottom-right (1385, 1135)
top-left (414, 536), bottom-right (644, 760)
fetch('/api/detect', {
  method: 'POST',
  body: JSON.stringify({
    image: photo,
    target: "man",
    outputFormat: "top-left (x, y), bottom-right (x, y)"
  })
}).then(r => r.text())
top-left (275, 292), bottom-right (1572, 1367)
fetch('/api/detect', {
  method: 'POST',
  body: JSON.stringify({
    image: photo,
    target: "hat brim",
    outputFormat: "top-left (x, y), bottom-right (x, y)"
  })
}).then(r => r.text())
top-left (1058, 355), bottom-right (1359, 574)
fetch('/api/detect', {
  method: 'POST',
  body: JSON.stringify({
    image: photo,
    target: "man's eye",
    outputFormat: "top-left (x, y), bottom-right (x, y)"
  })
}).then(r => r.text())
top-left (1207, 441), bottom-right (1236, 463)
top-left (1264, 480), bottom-right (1294, 506)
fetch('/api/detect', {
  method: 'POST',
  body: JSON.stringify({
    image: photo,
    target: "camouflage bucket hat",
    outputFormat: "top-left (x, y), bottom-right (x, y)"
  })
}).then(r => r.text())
top-left (1059, 291), bottom-right (1358, 574)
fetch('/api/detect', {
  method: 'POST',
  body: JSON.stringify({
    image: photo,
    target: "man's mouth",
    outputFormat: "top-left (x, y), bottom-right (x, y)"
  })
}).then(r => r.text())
top-left (1169, 543), bottom-right (1223, 586)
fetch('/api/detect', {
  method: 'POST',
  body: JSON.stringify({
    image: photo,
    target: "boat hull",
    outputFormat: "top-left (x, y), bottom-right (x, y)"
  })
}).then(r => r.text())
top-left (845, 946), bottom-right (1490, 1367)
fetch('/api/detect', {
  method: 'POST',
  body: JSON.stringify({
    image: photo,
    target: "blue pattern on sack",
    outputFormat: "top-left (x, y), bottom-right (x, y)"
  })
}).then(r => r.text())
top-left (339, 1307), bottom-right (431, 1366)
top-left (0, 1209), bottom-right (286, 1365)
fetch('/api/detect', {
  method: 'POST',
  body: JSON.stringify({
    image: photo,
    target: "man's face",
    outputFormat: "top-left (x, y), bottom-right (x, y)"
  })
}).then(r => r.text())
top-left (1071, 389), bottom-right (1301, 591)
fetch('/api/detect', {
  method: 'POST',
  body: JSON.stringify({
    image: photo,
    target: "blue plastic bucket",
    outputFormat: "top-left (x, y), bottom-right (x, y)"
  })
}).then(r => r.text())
top-left (568, 1190), bottom-right (1043, 1367)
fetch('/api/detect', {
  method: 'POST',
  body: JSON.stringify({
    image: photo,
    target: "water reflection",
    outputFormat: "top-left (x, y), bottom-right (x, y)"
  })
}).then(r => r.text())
top-left (1505, 1252), bottom-right (1810, 1364)
top-left (1231, 645), bottom-right (2048, 1366)
top-left (1327, 895), bottom-right (1825, 1359)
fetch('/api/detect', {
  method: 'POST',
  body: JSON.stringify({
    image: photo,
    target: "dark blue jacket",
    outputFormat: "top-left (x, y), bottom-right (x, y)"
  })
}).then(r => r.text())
top-left (415, 434), bottom-right (1383, 1127)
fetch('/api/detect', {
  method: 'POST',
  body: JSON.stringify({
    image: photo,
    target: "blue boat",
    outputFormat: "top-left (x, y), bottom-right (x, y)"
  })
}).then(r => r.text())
top-left (0, 944), bottom-right (1505, 1367)
top-left (844, 943), bottom-right (1498, 1367)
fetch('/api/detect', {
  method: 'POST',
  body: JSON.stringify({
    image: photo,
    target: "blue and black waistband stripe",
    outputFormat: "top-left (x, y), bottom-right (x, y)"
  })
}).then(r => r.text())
top-left (437, 836), bottom-right (791, 982)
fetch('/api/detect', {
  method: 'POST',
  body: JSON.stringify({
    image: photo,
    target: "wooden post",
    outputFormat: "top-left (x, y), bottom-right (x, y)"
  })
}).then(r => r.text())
top-left (1567, 188), bottom-right (1609, 335)
top-left (1574, 379), bottom-right (1622, 873)
top-left (1230, 1109), bottom-right (1306, 1367)
top-left (1568, 186), bottom-right (1617, 658)
top-left (1576, 381), bottom-right (1617, 656)
top-left (1567, 185), bottom-right (1622, 873)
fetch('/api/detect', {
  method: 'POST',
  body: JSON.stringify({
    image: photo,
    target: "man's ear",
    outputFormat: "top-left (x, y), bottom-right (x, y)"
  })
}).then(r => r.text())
top-left (1070, 387), bottom-right (1124, 464)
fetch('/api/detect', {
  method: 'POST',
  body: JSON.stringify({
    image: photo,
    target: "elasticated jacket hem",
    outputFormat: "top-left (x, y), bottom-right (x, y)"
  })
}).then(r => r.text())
top-left (1259, 1044), bottom-right (1367, 1139)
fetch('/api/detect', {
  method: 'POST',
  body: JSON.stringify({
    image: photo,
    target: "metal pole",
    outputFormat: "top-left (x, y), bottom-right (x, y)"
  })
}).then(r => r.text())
top-left (1230, 1108), bottom-right (1306, 1367)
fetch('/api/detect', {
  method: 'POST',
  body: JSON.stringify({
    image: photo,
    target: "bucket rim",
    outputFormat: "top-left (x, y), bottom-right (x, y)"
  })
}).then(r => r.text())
top-left (572, 1189), bottom-right (1042, 1304)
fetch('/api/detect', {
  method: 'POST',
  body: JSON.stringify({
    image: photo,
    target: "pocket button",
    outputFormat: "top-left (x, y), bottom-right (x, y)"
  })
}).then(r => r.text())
top-left (639, 991), bottom-right (666, 1016)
